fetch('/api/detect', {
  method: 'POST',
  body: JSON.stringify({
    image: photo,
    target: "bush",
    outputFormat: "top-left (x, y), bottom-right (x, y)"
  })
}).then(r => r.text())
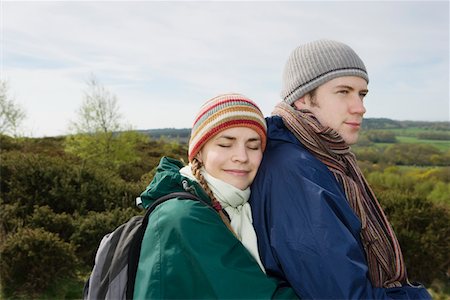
top-left (0, 228), bottom-right (78, 297)
top-left (27, 205), bottom-right (75, 242)
top-left (384, 144), bottom-right (443, 166)
top-left (0, 151), bottom-right (140, 214)
top-left (365, 130), bottom-right (397, 143)
top-left (354, 146), bottom-right (383, 163)
top-left (71, 207), bottom-right (140, 266)
top-left (378, 191), bottom-right (450, 285)
top-left (0, 134), bottom-right (21, 151)
top-left (0, 200), bottom-right (26, 238)
top-left (417, 131), bottom-right (450, 141)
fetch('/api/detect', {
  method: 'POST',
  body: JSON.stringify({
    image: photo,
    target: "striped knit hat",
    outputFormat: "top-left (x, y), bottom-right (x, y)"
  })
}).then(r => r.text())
top-left (188, 93), bottom-right (267, 162)
top-left (281, 39), bottom-right (369, 105)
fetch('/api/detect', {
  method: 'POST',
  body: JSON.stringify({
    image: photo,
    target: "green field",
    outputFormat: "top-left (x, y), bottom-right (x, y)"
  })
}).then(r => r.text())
top-left (361, 126), bottom-right (450, 152)
top-left (389, 127), bottom-right (435, 136)
top-left (396, 136), bottom-right (450, 152)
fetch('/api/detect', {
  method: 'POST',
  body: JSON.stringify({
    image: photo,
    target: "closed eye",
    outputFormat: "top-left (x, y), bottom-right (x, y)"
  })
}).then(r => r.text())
top-left (247, 140), bottom-right (261, 150)
top-left (247, 145), bottom-right (261, 150)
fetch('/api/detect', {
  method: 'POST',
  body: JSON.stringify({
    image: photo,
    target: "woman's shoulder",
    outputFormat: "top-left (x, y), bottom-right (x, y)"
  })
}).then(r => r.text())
top-left (151, 197), bottom-right (222, 230)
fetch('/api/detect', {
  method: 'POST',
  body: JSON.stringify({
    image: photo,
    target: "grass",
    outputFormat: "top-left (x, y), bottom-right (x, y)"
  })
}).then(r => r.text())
top-left (363, 127), bottom-right (450, 152)
top-left (0, 274), bottom-right (88, 300)
top-left (396, 136), bottom-right (450, 152)
top-left (389, 127), bottom-right (431, 136)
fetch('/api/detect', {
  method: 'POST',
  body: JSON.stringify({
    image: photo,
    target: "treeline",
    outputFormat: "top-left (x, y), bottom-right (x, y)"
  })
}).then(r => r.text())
top-left (137, 121), bottom-right (450, 144)
top-left (361, 118), bottom-right (450, 131)
top-left (417, 131), bottom-right (450, 140)
top-left (354, 143), bottom-right (450, 167)
top-left (137, 128), bottom-right (190, 141)
top-left (0, 130), bottom-right (449, 298)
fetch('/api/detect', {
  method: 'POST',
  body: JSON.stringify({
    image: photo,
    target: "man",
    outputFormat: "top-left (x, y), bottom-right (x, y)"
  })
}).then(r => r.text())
top-left (250, 39), bottom-right (431, 299)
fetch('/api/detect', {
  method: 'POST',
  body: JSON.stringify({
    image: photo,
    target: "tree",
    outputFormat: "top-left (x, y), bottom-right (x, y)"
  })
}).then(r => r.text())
top-left (70, 76), bottom-right (122, 134)
top-left (65, 76), bottom-right (147, 171)
top-left (365, 130), bottom-right (397, 143)
top-left (65, 130), bottom-right (147, 170)
top-left (0, 80), bottom-right (26, 137)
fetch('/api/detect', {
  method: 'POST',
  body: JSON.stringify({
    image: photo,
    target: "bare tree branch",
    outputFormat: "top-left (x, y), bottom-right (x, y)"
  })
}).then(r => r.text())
top-left (0, 80), bottom-right (26, 137)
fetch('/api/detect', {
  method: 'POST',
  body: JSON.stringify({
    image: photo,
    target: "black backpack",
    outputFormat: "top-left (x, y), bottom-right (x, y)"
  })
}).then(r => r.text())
top-left (83, 191), bottom-right (208, 300)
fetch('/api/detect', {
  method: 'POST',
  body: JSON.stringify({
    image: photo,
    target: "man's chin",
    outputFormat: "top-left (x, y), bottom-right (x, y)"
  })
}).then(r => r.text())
top-left (343, 135), bottom-right (359, 145)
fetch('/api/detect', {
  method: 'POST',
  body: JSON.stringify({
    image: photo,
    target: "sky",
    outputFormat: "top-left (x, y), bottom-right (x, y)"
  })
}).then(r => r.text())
top-left (1, 0), bottom-right (449, 137)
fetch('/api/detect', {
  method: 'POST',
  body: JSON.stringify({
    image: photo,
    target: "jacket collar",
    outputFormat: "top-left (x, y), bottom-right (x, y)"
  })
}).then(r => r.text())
top-left (267, 116), bottom-right (304, 147)
top-left (139, 156), bottom-right (210, 209)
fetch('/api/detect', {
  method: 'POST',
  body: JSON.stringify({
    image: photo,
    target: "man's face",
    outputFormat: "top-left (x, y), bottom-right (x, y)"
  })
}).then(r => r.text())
top-left (295, 76), bottom-right (368, 145)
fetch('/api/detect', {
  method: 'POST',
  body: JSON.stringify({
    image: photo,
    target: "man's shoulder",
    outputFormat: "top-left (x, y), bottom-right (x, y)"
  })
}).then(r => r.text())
top-left (258, 141), bottom-right (341, 198)
top-left (263, 137), bottom-right (327, 173)
top-left (265, 116), bottom-right (321, 164)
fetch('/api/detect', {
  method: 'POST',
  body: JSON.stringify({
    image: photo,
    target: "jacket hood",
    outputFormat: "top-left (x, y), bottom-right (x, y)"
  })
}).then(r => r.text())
top-left (140, 156), bottom-right (210, 209)
top-left (266, 116), bottom-right (303, 146)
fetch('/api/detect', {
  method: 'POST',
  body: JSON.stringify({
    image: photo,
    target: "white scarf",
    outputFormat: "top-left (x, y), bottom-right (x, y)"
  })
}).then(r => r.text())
top-left (179, 165), bottom-right (265, 272)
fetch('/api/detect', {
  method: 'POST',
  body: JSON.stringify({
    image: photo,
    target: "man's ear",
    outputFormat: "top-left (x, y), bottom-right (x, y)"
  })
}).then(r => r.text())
top-left (293, 96), bottom-right (307, 110)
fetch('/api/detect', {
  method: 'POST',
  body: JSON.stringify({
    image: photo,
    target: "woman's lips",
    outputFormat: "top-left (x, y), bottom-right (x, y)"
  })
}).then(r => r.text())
top-left (224, 169), bottom-right (250, 176)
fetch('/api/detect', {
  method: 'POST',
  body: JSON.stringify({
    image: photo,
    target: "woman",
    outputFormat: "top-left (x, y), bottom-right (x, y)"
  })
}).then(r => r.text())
top-left (133, 93), bottom-right (297, 299)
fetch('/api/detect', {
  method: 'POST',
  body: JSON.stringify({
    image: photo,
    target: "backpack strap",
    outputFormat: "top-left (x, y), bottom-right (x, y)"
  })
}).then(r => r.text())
top-left (126, 191), bottom-right (208, 299)
top-left (143, 191), bottom-right (210, 226)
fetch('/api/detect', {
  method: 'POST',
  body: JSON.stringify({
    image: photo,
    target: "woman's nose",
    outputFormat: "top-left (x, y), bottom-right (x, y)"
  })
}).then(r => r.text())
top-left (231, 145), bottom-right (249, 162)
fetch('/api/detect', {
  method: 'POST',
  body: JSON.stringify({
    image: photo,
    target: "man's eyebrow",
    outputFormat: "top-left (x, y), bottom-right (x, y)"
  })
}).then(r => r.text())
top-left (335, 85), bottom-right (369, 93)
top-left (335, 85), bottom-right (354, 90)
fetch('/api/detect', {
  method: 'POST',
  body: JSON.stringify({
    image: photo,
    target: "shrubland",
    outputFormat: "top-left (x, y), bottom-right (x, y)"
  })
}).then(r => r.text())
top-left (0, 125), bottom-right (449, 298)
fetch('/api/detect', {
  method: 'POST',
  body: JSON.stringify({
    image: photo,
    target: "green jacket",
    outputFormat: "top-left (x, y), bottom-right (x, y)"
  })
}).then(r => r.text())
top-left (133, 157), bottom-right (298, 299)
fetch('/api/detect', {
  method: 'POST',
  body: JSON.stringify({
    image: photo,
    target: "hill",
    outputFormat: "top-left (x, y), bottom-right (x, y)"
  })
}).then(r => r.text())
top-left (361, 118), bottom-right (449, 131)
top-left (136, 128), bottom-right (190, 143)
top-left (136, 119), bottom-right (449, 142)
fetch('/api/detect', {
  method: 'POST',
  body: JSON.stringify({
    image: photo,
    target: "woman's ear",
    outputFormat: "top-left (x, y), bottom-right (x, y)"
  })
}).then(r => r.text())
top-left (195, 151), bottom-right (203, 163)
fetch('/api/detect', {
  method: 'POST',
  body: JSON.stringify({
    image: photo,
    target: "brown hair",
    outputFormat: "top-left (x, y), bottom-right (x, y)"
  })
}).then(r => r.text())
top-left (190, 158), bottom-right (237, 237)
top-left (308, 88), bottom-right (318, 106)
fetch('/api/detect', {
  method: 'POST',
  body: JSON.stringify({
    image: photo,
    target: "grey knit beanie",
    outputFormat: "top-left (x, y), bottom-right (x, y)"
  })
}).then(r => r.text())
top-left (281, 39), bottom-right (369, 105)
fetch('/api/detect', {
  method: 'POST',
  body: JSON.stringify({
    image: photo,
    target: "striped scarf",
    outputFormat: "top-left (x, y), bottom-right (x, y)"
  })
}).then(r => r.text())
top-left (273, 101), bottom-right (407, 288)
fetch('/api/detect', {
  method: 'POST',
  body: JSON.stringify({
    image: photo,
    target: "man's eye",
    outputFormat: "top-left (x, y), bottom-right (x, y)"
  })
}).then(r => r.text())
top-left (218, 144), bottom-right (231, 148)
top-left (338, 90), bottom-right (349, 94)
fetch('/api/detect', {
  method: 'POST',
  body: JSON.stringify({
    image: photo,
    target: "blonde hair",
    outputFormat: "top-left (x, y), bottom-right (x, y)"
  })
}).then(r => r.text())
top-left (190, 158), bottom-right (237, 237)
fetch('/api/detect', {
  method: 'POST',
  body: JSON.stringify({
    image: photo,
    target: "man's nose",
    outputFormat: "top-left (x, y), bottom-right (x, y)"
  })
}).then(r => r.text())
top-left (350, 95), bottom-right (366, 115)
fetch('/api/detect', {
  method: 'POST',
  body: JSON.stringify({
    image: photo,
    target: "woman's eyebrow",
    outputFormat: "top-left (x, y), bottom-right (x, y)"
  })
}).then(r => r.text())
top-left (215, 135), bottom-right (261, 142)
top-left (216, 135), bottom-right (236, 141)
top-left (247, 137), bottom-right (261, 142)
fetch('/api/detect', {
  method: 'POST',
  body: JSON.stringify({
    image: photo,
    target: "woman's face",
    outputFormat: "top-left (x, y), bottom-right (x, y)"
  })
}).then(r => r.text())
top-left (197, 127), bottom-right (263, 190)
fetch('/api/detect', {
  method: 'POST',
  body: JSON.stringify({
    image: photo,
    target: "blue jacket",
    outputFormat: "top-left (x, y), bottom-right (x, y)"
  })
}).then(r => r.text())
top-left (250, 116), bottom-right (431, 300)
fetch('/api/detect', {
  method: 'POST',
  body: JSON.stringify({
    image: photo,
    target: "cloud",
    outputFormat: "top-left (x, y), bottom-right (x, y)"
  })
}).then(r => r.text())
top-left (3, 1), bottom-right (449, 136)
